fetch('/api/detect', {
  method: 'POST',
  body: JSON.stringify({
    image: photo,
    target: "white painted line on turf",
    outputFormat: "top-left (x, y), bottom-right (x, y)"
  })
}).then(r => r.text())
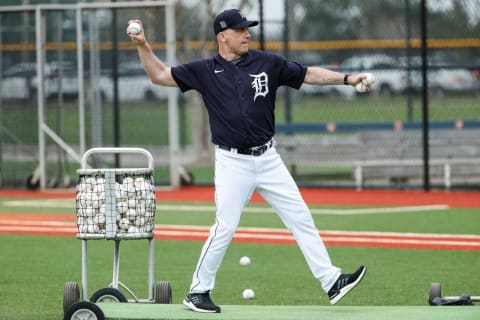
top-left (4, 199), bottom-right (73, 208)
top-left (154, 204), bottom-right (449, 215)
top-left (157, 225), bottom-right (480, 241)
top-left (0, 225), bottom-right (78, 233)
top-left (4, 200), bottom-right (449, 215)
top-left (0, 219), bottom-right (74, 226)
top-left (310, 204), bottom-right (450, 215)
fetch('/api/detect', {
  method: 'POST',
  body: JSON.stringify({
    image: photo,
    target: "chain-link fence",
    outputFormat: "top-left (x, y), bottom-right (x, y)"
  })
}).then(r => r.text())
top-left (0, 2), bottom-right (173, 189)
top-left (269, 0), bottom-right (480, 189)
top-left (0, 0), bottom-right (479, 190)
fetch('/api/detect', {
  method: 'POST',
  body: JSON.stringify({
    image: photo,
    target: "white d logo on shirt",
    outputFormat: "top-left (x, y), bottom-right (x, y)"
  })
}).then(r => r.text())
top-left (250, 72), bottom-right (269, 101)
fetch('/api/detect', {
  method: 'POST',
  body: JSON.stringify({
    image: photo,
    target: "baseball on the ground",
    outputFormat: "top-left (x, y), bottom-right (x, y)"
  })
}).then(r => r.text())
top-left (239, 256), bottom-right (251, 266)
top-left (127, 22), bottom-right (141, 35)
top-left (355, 73), bottom-right (375, 93)
top-left (242, 288), bottom-right (255, 299)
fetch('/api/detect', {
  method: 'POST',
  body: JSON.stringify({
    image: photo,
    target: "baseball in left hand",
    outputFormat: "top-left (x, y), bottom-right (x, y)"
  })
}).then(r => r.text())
top-left (355, 73), bottom-right (375, 93)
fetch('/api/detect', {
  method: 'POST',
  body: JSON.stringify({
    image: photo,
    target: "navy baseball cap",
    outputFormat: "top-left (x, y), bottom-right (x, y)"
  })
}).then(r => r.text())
top-left (213, 9), bottom-right (258, 35)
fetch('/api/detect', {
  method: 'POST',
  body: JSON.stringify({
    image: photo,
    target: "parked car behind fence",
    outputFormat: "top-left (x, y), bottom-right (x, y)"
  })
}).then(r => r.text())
top-left (400, 56), bottom-right (478, 95)
top-left (98, 63), bottom-right (168, 102)
top-left (339, 54), bottom-right (407, 96)
top-left (0, 62), bottom-right (78, 101)
top-left (1, 61), bottom-right (168, 103)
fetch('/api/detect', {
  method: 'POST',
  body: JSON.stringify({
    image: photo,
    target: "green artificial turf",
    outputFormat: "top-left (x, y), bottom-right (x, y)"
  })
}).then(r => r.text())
top-left (0, 199), bottom-right (479, 319)
top-left (99, 304), bottom-right (480, 320)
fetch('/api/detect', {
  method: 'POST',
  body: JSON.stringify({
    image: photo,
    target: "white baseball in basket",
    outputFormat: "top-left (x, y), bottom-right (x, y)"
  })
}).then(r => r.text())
top-left (128, 226), bottom-right (140, 233)
top-left (134, 216), bottom-right (145, 227)
top-left (145, 208), bottom-right (155, 218)
top-left (87, 224), bottom-right (99, 233)
top-left (136, 203), bottom-right (146, 216)
top-left (90, 193), bottom-right (100, 209)
top-left (123, 176), bottom-right (134, 186)
top-left (115, 183), bottom-right (122, 197)
top-left (93, 214), bottom-right (106, 226)
top-left (144, 222), bottom-right (154, 233)
top-left (77, 193), bottom-right (87, 207)
top-left (93, 184), bottom-right (105, 194)
top-left (134, 177), bottom-right (145, 188)
top-left (126, 208), bottom-right (137, 221)
top-left (84, 177), bottom-right (97, 191)
top-left (124, 185), bottom-right (136, 198)
top-left (77, 182), bottom-right (87, 193)
top-left (118, 218), bottom-right (130, 230)
top-left (78, 223), bottom-right (88, 233)
top-left (84, 207), bottom-right (95, 217)
top-left (128, 198), bottom-right (137, 208)
top-left (116, 201), bottom-right (128, 214)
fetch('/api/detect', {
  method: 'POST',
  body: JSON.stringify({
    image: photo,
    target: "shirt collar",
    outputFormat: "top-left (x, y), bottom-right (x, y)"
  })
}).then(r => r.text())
top-left (215, 51), bottom-right (250, 66)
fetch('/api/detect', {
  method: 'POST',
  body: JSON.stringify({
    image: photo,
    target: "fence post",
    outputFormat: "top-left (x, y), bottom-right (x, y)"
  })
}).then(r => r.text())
top-left (420, 0), bottom-right (430, 191)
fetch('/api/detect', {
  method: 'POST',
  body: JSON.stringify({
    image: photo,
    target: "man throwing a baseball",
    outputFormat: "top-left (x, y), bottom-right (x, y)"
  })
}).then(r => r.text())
top-left (128, 9), bottom-right (370, 313)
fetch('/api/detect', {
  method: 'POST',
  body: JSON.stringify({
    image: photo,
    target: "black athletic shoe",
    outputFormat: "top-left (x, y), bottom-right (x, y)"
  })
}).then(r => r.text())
top-left (183, 291), bottom-right (221, 313)
top-left (328, 265), bottom-right (367, 305)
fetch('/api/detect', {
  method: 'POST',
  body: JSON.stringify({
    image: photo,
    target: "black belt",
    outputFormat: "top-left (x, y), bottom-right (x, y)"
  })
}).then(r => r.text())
top-left (218, 139), bottom-right (274, 156)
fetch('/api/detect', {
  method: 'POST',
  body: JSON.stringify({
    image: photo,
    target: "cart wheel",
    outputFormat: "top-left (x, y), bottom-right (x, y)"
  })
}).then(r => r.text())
top-left (155, 281), bottom-right (172, 304)
top-left (63, 281), bottom-right (80, 314)
top-left (64, 301), bottom-right (104, 320)
top-left (90, 287), bottom-right (127, 303)
top-left (429, 283), bottom-right (442, 306)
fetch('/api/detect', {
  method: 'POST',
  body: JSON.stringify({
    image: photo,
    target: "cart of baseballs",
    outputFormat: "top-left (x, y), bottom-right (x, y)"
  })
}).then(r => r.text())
top-left (63, 147), bottom-right (172, 320)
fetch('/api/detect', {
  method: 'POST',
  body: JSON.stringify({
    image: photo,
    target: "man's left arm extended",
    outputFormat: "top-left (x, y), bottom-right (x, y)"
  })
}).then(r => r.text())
top-left (304, 66), bottom-right (367, 86)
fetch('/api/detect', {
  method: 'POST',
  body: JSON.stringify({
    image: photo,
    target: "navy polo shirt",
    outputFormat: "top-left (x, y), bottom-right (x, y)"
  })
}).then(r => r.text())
top-left (171, 50), bottom-right (307, 149)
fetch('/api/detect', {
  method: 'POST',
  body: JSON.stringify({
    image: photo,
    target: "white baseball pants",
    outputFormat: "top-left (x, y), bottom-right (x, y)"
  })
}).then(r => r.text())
top-left (189, 145), bottom-right (341, 294)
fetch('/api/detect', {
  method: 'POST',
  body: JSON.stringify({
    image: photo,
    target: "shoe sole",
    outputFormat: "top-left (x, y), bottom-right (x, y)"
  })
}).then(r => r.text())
top-left (330, 266), bottom-right (367, 305)
top-left (182, 298), bottom-right (220, 313)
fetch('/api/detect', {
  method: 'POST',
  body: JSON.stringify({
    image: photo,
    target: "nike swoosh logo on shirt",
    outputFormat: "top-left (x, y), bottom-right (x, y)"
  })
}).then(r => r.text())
top-left (214, 69), bottom-right (224, 74)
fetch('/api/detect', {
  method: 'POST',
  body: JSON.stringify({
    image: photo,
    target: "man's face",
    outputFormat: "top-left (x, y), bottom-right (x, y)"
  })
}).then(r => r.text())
top-left (221, 27), bottom-right (251, 55)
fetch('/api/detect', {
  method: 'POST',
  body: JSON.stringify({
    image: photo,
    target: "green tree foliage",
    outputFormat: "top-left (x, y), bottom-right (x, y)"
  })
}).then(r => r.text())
top-left (294, 0), bottom-right (479, 40)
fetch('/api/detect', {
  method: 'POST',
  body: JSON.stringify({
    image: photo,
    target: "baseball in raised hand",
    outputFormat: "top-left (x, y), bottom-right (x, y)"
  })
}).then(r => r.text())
top-left (127, 21), bottom-right (141, 35)
top-left (126, 20), bottom-right (145, 44)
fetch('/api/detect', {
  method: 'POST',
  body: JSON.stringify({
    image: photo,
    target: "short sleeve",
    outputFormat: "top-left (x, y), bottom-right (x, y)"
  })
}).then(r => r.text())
top-left (171, 59), bottom-right (206, 92)
top-left (278, 59), bottom-right (307, 89)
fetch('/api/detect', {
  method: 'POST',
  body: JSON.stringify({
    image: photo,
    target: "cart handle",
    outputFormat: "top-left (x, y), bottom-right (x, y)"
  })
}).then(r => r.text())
top-left (81, 147), bottom-right (154, 170)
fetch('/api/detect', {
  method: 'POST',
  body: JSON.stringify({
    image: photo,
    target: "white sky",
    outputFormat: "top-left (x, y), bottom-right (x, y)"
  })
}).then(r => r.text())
top-left (182, 0), bottom-right (284, 21)
top-left (251, 0), bottom-right (284, 21)
top-left (180, 0), bottom-right (285, 36)
top-left (183, 0), bottom-right (479, 29)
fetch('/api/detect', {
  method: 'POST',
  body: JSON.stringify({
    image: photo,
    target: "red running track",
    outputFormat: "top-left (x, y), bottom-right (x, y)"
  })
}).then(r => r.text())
top-left (1, 187), bottom-right (479, 251)
top-left (1, 216), bottom-right (479, 252)
top-left (0, 187), bottom-right (479, 208)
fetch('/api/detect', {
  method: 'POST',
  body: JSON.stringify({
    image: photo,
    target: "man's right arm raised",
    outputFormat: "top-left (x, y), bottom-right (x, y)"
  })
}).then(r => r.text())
top-left (127, 20), bottom-right (177, 87)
